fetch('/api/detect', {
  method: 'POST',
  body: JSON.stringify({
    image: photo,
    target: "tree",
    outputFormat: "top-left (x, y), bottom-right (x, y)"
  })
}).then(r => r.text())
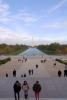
top-left (48, 43), bottom-right (60, 52)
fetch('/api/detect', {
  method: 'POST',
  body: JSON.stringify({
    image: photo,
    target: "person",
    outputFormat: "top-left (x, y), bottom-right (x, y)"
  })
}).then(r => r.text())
top-left (24, 73), bottom-right (26, 77)
top-left (33, 81), bottom-right (41, 100)
top-left (36, 65), bottom-right (38, 69)
top-left (31, 69), bottom-right (33, 75)
top-left (44, 59), bottom-right (46, 63)
top-left (13, 81), bottom-right (21, 100)
top-left (22, 81), bottom-right (29, 99)
top-left (21, 74), bottom-right (23, 78)
top-left (22, 60), bottom-right (23, 63)
top-left (64, 70), bottom-right (67, 77)
top-left (54, 63), bottom-right (56, 66)
top-left (28, 69), bottom-right (31, 75)
top-left (6, 73), bottom-right (8, 77)
top-left (41, 60), bottom-right (43, 63)
top-left (18, 59), bottom-right (21, 62)
top-left (58, 70), bottom-right (62, 77)
top-left (13, 69), bottom-right (16, 77)
top-left (25, 58), bottom-right (27, 62)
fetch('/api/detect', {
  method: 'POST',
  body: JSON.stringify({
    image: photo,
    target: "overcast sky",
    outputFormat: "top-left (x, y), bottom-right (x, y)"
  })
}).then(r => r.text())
top-left (0, 0), bottom-right (67, 45)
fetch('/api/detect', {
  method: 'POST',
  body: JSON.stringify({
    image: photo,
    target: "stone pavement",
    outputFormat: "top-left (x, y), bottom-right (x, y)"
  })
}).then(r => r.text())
top-left (0, 77), bottom-right (67, 98)
top-left (0, 48), bottom-right (67, 99)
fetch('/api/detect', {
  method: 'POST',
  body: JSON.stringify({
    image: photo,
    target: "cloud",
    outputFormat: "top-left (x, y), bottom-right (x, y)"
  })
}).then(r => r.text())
top-left (0, 1), bottom-right (10, 17)
top-left (42, 21), bottom-right (67, 29)
top-left (0, 27), bottom-right (52, 45)
top-left (0, 2), bottom-right (39, 25)
top-left (0, 26), bottom-right (67, 45)
top-left (0, 27), bottom-right (34, 44)
top-left (48, 0), bottom-right (67, 13)
top-left (0, 1), bottom-right (39, 25)
top-left (0, 1), bottom-right (13, 24)
top-left (16, 10), bottom-right (38, 23)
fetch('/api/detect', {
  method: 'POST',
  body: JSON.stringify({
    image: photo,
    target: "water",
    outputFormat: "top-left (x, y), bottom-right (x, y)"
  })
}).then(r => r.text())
top-left (19, 48), bottom-right (47, 57)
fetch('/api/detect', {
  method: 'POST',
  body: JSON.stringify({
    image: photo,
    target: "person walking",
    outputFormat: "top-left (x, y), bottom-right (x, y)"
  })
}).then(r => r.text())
top-left (33, 81), bottom-right (41, 100)
top-left (22, 81), bottom-right (29, 99)
top-left (58, 70), bottom-right (62, 77)
top-left (36, 65), bottom-right (38, 69)
top-left (28, 69), bottom-right (31, 75)
top-left (31, 69), bottom-right (33, 75)
top-left (13, 69), bottom-right (16, 77)
top-left (6, 73), bottom-right (8, 78)
top-left (13, 81), bottom-right (21, 100)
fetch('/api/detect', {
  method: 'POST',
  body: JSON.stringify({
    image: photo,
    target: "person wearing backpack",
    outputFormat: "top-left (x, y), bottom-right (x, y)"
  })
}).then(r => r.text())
top-left (22, 80), bottom-right (29, 99)
top-left (13, 80), bottom-right (21, 100)
top-left (33, 81), bottom-right (41, 100)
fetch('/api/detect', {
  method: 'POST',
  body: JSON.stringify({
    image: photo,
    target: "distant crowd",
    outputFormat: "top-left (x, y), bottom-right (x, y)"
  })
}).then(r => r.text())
top-left (5, 56), bottom-right (67, 78)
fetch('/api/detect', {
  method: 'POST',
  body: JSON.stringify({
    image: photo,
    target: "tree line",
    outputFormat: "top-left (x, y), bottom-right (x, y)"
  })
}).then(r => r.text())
top-left (37, 43), bottom-right (67, 55)
top-left (0, 43), bottom-right (67, 55)
top-left (0, 44), bottom-right (28, 55)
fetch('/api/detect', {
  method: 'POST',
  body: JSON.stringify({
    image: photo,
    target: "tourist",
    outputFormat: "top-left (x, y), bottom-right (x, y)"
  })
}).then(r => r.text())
top-left (54, 63), bottom-right (56, 66)
top-left (13, 69), bottom-right (16, 77)
top-left (33, 81), bottom-right (41, 100)
top-left (6, 73), bottom-right (8, 78)
top-left (64, 70), bottom-right (67, 77)
top-left (13, 81), bottom-right (21, 100)
top-left (18, 59), bottom-right (21, 62)
top-left (36, 65), bottom-right (38, 69)
top-left (25, 58), bottom-right (27, 62)
top-left (24, 73), bottom-right (26, 77)
top-left (31, 69), bottom-right (33, 75)
top-left (41, 60), bottom-right (43, 63)
top-left (28, 69), bottom-right (31, 75)
top-left (22, 60), bottom-right (23, 63)
top-left (44, 59), bottom-right (46, 63)
top-left (58, 70), bottom-right (62, 77)
top-left (21, 74), bottom-right (23, 78)
top-left (22, 81), bottom-right (29, 99)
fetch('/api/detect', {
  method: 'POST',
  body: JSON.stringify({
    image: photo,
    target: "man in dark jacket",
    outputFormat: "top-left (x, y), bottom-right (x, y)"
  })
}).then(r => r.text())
top-left (58, 70), bottom-right (62, 77)
top-left (13, 81), bottom-right (21, 100)
top-left (13, 69), bottom-right (16, 77)
top-left (33, 81), bottom-right (41, 100)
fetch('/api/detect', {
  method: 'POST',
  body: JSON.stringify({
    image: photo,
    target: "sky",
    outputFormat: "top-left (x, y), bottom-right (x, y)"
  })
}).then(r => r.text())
top-left (0, 0), bottom-right (67, 45)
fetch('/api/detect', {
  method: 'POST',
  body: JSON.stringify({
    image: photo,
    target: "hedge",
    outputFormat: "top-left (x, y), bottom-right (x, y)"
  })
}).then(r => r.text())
top-left (55, 58), bottom-right (67, 65)
top-left (0, 57), bottom-right (11, 65)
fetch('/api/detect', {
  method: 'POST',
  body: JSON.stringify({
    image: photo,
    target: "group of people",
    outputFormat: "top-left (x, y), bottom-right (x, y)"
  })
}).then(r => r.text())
top-left (6, 69), bottom-right (16, 78)
top-left (41, 59), bottom-right (46, 63)
top-left (18, 57), bottom-right (27, 63)
top-left (28, 69), bottom-right (33, 75)
top-left (58, 70), bottom-right (67, 77)
top-left (13, 80), bottom-right (41, 100)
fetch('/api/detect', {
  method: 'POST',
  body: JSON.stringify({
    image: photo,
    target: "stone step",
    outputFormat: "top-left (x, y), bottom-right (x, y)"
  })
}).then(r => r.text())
top-left (0, 98), bottom-right (66, 100)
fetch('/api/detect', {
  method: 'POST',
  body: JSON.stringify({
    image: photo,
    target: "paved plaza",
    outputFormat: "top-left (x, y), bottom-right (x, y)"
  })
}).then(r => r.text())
top-left (0, 48), bottom-right (67, 99)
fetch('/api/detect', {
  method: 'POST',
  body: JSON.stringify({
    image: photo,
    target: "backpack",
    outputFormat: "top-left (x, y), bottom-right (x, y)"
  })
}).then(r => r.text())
top-left (14, 82), bottom-right (21, 92)
top-left (33, 83), bottom-right (41, 92)
top-left (22, 84), bottom-right (29, 92)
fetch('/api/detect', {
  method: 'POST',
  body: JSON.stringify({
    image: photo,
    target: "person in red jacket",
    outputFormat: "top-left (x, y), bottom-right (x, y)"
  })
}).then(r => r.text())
top-left (33, 81), bottom-right (41, 100)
